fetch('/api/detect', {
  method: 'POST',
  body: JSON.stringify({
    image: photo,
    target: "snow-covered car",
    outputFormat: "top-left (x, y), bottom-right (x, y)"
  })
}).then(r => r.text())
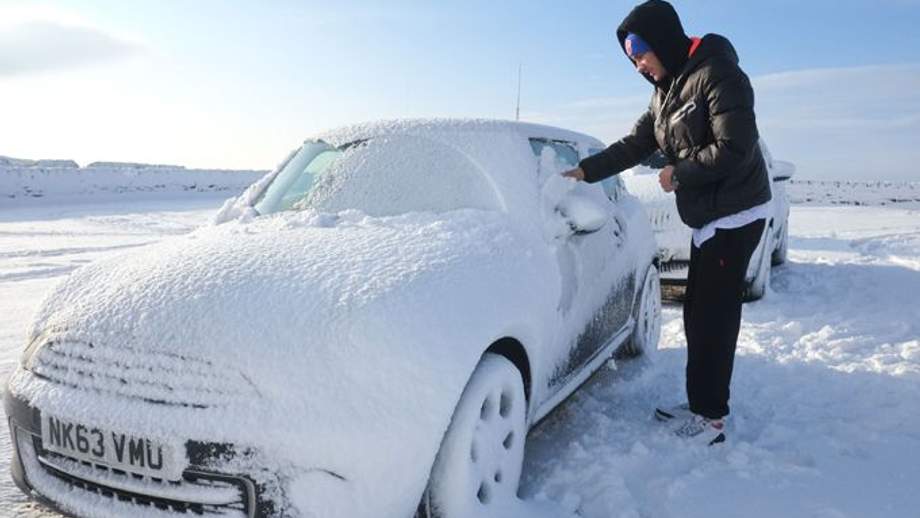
top-left (4, 119), bottom-right (661, 518)
top-left (617, 139), bottom-right (795, 301)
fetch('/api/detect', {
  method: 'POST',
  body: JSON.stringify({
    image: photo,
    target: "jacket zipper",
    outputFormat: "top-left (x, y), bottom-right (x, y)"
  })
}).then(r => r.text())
top-left (659, 78), bottom-right (680, 161)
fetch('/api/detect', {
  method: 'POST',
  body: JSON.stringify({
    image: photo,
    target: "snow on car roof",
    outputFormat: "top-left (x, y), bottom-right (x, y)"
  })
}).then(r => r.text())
top-left (316, 118), bottom-right (605, 149)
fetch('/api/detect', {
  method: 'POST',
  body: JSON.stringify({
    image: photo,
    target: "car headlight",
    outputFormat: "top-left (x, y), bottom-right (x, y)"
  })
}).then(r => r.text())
top-left (20, 334), bottom-right (47, 371)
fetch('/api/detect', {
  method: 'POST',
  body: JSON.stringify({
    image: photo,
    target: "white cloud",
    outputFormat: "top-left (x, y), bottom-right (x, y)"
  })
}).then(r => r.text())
top-left (0, 7), bottom-right (143, 77)
top-left (753, 64), bottom-right (920, 181)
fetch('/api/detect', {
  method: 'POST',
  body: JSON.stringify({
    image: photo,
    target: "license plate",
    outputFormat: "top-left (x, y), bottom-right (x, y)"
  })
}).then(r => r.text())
top-left (41, 414), bottom-right (179, 480)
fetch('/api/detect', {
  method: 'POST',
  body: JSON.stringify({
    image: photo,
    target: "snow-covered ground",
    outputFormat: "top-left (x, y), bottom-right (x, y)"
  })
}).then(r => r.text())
top-left (787, 179), bottom-right (920, 208)
top-left (1, 189), bottom-right (919, 517)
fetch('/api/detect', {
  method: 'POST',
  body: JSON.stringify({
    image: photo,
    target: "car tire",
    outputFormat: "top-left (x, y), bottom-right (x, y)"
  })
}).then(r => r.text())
top-left (619, 264), bottom-right (662, 359)
top-left (771, 222), bottom-right (789, 266)
top-left (422, 353), bottom-right (527, 518)
top-left (743, 229), bottom-right (773, 302)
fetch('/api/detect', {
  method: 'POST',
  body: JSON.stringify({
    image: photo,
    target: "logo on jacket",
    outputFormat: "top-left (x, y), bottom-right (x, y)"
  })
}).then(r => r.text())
top-left (670, 100), bottom-right (698, 124)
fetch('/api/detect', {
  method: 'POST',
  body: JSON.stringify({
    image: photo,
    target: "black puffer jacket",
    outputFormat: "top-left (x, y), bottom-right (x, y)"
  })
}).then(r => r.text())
top-left (579, 0), bottom-right (771, 229)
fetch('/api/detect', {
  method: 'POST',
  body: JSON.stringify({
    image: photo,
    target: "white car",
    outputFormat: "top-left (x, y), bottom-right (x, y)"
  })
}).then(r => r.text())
top-left (616, 139), bottom-right (795, 301)
top-left (5, 119), bottom-right (661, 518)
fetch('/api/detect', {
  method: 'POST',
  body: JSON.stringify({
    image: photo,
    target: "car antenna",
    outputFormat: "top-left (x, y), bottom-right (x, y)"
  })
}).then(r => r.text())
top-left (515, 63), bottom-right (522, 121)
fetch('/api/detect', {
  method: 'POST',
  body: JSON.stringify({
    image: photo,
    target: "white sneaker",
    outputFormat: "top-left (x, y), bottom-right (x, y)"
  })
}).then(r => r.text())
top-left (674, 413), bottom-right (726, 446)
top-left (654, 402), bottom-right (692, 422)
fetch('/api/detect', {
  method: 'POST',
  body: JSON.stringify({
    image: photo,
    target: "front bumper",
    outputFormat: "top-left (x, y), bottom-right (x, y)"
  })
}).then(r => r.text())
top-left (4, 391), bottom-right (281, 518)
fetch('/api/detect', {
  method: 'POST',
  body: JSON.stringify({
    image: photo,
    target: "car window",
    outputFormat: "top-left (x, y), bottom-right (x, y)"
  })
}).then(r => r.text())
top-left (255, 142), bottom-right (347, 213)
top-left (255, 136), bottom-right (501, 216)
top-left (600, 176), bottom-right (626, 202)
top-left (584, 146), bottom-right (625, 202)
top-left (529, 138), bottom-right (580, 170)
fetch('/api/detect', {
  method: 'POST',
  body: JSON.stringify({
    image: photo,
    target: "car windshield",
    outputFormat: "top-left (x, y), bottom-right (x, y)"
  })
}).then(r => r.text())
top-left (254, 136), bottom-right (501, 217)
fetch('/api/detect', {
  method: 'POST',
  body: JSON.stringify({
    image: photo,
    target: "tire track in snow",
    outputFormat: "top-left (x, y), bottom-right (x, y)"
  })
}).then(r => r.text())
top-left (0, 242), bottom-right (154, 260)
top-left (0, 266), bottom-right (83, 283)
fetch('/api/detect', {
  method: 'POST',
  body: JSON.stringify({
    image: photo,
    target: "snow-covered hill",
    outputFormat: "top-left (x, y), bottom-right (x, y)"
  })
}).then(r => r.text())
top-left (1, 154), bottom-right (266, 200)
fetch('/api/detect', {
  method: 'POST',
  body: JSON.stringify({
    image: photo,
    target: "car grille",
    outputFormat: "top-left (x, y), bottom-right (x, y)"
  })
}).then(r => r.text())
top-left (17, 430), bottom-right (255, 518)
top-left (30, 339), bottom-right (258, 408)
top-left (659, 260), bottom-right (690, 273)
top-left (659, 260), bottom-right (690, 285)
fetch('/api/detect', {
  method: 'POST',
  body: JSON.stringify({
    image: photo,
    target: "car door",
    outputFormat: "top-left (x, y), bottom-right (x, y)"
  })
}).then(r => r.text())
top-left (529, 139), bottom-right (634, 393)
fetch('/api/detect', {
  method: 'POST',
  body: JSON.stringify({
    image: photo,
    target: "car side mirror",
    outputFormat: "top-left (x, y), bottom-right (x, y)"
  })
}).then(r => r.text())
top-left (557, 193), bottom-right (607, 235)
top-left (770, 160), bottom-right (796, 183)
top-left (541, 174), bottom-right (608, 239)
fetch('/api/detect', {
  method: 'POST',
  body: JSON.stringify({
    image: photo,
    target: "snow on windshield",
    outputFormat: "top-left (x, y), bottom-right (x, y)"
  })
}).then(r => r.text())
top-left (255, 135), bottom-right (501, 217)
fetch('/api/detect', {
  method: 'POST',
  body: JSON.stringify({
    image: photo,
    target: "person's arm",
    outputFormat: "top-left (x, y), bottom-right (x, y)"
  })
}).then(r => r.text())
top-left (574, 109), bottom-right (658, 183)
top-left (672, 65), bottom-right (758, 188)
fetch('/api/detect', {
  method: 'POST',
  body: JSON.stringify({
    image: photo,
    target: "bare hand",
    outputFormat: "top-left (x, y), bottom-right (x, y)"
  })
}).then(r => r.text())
top-left (659, 165), bottom-right (677, 192)
top-left (562, 167), bottom-right (585, 181)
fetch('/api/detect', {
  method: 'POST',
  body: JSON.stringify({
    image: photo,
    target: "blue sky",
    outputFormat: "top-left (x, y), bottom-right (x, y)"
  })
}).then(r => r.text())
top-left (1, 0), bottom-right (919, 180)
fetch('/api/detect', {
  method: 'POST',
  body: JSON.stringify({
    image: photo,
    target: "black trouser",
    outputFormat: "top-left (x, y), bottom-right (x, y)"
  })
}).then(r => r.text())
top-left (683, 218), bottom-right (765, 419)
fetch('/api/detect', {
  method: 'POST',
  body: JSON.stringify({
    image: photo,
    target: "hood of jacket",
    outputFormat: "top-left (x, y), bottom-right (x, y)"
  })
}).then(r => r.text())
top-left (616, 0), bottom-right (692, 86)
top-left (684, 33), bottom-right (740, 76)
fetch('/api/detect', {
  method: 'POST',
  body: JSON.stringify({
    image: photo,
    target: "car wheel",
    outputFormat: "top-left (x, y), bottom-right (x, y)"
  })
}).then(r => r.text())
top-left (423, 353), bottom-right (527, 518)
top-left (743, 229), bottom-right (773, 302)
top-left (771, 222), bottom-right (789, 266)
top-left (619, 264), bottom-right (661, 358)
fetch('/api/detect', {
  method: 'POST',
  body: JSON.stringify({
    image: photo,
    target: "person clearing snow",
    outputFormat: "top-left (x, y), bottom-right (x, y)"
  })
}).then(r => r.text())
top-left (563, 0), bottom-right (772, 445)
